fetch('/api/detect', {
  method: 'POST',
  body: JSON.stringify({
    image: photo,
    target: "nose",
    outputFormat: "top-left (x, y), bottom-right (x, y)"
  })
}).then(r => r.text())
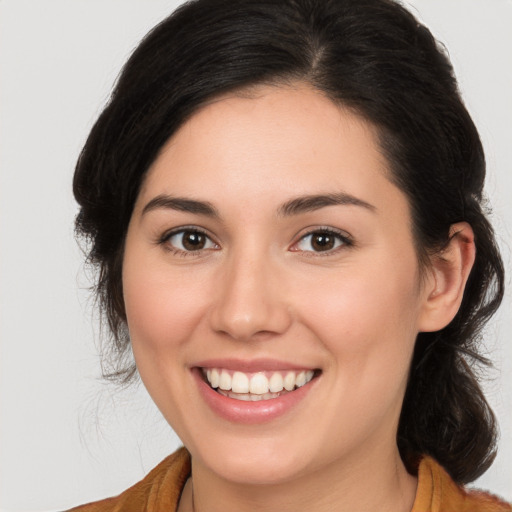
top-left (208, 249), bottom-right (293, 342)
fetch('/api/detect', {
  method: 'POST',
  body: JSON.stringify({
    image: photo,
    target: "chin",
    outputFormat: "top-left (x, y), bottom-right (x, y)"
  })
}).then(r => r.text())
top-left (190, 433), bottom-right (317, 485)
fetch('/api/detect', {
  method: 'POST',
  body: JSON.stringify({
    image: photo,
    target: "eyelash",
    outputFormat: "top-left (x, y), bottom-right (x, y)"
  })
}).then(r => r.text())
top-left (158, 226), bottom-right (218, 257)
top-left (291, 227), bottom-right (354, 256)
top-left (158, 226), bottom-right (353, 257)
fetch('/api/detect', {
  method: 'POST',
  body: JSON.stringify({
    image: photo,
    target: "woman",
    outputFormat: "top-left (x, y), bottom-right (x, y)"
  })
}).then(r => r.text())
top-left (69, 0), bottom-right (510, 510)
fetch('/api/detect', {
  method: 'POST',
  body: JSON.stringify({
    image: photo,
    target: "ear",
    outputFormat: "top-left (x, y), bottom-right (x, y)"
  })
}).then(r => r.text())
top-left (418, 222), bottom-right (476, 332)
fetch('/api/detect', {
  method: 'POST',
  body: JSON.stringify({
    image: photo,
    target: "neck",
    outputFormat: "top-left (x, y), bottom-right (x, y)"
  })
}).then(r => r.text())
top-left (183, 444), bottom-right (417, 512)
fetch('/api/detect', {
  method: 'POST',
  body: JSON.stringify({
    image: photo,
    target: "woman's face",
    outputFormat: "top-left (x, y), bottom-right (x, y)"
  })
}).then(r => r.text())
top-left (123, 84), bottom-right (433, 485)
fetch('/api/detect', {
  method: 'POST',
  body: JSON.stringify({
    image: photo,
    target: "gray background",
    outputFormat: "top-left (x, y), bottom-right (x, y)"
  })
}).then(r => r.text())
top-left (1, 1), bottom-right (510, 510)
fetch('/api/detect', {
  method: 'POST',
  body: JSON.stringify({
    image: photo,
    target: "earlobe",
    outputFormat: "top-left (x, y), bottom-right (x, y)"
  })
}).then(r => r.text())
top-left (418, 222), bottom-right (476, 332)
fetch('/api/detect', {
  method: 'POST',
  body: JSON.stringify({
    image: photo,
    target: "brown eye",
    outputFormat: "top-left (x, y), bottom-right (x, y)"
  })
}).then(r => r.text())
top-left (311, 233), bottom-right (336, 251)
top-left (294, 230), bottom-right (349, 253)
top-left (182, 231), bottom-right (206, 250)
top-left (165, 229), bottom-right (217, 252)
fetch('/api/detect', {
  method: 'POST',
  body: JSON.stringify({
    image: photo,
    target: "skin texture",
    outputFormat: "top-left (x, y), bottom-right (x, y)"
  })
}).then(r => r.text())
top-left (122, 83), bottom-right (475, 512)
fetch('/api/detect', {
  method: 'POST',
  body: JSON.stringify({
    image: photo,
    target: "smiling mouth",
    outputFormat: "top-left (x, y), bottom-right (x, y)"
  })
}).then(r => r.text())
top-left (201, 368), bottom-right (318, 401)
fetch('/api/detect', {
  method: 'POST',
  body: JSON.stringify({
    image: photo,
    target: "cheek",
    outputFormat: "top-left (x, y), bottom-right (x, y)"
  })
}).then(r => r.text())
top-left (121, 249), bottom-right (213, 426)
top-left (122, 251), bottom-right (210, 360)
top-left (295, 255), bottom-right (422, 382)
top-left (296, 264), bottom-right (421, 440)
top-left (301, 261), bottom-right (419, 333)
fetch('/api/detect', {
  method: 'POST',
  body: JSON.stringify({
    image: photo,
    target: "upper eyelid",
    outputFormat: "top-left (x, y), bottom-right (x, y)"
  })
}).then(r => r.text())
top-left (160, 225), bottom-right (215, 242)
top-left (159, 227), bottom-right (220, 257)
top-left (290, 227), bottom-right (354, 253)
top-left (293, 226), bottom-right (353, 243)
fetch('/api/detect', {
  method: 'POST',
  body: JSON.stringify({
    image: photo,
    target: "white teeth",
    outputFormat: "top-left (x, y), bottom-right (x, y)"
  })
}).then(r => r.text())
top-left (217, 389), bottom-right (283, 401)
top-left (249, 373), bottom-right (269, 394)
top-left (210, 369), bottom-right (220, 388)
top-left (203, 368), bottom-right (316, 398)
top-left (296, 371), bottom-right (306, 388)
top-left (269, 372), bottom-right (284, 392)
top-left (219, 370), bottom-right (231, 390)
top-left (283, 372), bottom-right (296, 391)
top-left (231, 371), bottom-right (249, 393)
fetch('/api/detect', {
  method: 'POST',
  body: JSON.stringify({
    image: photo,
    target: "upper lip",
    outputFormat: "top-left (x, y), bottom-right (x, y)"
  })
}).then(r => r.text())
top-left (193, 358), bottom-right (318, 372)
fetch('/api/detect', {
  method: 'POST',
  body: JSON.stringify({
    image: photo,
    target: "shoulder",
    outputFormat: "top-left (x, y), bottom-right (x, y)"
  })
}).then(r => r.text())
top-left (65, 447), bottom-right (191, 512)
top-left (413, 455), bottom-right (511, 512)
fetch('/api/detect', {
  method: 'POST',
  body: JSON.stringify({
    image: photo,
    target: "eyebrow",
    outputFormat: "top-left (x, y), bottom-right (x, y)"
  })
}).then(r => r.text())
top-left (141, 195), bottom-right (220, 218)
top-left (141, 191), bottom-right (376, 219)
top-left (277, 193), bottom-right (376, 216)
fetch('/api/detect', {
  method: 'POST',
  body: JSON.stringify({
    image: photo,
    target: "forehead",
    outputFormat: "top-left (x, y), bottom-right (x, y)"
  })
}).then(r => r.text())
top-left (137, 83), bottom-right (401, 216)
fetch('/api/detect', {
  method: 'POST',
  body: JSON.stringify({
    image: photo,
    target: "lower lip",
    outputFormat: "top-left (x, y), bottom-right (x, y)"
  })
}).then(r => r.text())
top-left (192, 368), bottom-right (317, 424)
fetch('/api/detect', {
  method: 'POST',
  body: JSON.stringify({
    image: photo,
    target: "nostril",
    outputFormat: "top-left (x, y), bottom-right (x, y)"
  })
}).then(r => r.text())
top-left (209, 303), bottom-right (293, 342)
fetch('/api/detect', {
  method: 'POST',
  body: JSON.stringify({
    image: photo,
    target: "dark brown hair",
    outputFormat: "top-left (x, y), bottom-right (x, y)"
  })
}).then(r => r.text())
top-left (73, 0), bottom-right (504, 484)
